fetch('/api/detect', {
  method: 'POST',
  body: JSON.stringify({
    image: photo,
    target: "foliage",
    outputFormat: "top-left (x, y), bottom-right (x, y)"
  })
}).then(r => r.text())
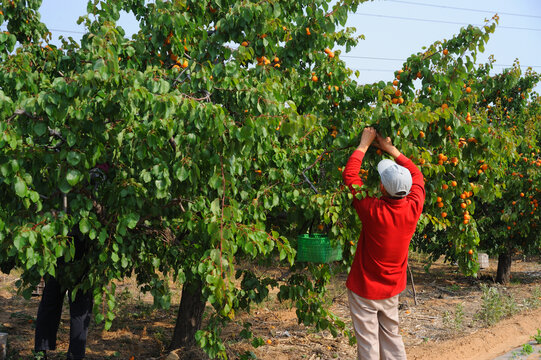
top-left (518, 343), bottom-right (534, 356)
top-left (524, 286), bottom-right (541, 309)
top-left (408, 32), bottom-right (540, 277)
top-left (1, 0), bottom-right (540, 358)
top-left (475, 284), bottom-right (519, 326)
top-left (443, 302), bottom-right (464, 332)
top-left (476, 91), bottom-right (541, 261)
top-left (532, 328), bottom-right (541, 344)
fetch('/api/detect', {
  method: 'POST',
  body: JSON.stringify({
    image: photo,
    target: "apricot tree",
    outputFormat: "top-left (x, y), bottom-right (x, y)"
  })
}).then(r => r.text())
top-left (0, 0), bottom-right (368, 357)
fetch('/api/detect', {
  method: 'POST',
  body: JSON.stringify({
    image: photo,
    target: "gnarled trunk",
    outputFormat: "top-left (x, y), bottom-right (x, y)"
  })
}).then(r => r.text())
top-left (169, 278), bottom-right (206, 350)
top-left (496, 250), bottom-right (512, 284)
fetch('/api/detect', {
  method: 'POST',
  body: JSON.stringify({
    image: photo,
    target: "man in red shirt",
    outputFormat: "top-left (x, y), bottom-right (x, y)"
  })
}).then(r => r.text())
top-left (342, 127), bottom-right (425, 359)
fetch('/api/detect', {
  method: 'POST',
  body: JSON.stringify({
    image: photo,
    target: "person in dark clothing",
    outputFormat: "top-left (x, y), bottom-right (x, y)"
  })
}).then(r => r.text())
top-left (34, 231), bottom-right (93, 360)
top-left (34, 163), bottom-right (110, 359)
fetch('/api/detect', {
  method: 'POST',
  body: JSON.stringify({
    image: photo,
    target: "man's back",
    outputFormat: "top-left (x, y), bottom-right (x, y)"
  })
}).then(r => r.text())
top-left (343, 150), bottom-right (425, 300)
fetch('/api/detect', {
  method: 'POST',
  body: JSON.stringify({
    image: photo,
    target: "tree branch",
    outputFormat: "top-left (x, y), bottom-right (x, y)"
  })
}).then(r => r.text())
top-left (301, 145), bottom-right (354, 194)
top-left (168, 137), bottom-right (177, 152)
top-left (45, 127), bottom-right (66, 151)
top-left (6, 109), bottom-right (37, 122)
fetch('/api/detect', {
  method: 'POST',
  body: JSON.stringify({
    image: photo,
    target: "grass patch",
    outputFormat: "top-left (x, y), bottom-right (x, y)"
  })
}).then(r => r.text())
top-left (475, 284), bottom-right (519, 326)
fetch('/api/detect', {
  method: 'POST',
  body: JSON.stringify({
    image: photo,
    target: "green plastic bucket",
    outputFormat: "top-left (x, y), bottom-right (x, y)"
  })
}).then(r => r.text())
top-left (296, 234), bottom-right (342, 263)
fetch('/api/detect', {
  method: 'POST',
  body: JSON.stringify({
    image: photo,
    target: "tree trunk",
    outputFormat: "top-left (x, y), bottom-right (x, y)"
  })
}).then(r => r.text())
top-left (496, 251), bottom-right (512, 284)
top-left (169, 278), bottom-right (206, 350)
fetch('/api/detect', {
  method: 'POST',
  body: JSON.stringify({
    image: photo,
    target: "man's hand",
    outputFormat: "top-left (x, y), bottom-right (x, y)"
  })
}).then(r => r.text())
top-left (356, 127), bottom-right (377, 153)
top-left (374, 133), bottom-right (401, 159)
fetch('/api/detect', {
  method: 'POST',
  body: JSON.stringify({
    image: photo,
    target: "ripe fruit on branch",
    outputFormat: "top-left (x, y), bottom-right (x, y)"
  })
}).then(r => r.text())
top-left (438, 154), bottom-right (448, 162)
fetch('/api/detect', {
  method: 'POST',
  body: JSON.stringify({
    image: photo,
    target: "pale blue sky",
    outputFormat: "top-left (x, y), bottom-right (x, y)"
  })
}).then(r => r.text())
top-left (9, 1), bottom-right (541, 92)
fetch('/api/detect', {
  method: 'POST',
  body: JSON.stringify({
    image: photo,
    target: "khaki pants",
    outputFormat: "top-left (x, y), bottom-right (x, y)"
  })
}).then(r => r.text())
top-left (348, 290), bottom-right (407, 360)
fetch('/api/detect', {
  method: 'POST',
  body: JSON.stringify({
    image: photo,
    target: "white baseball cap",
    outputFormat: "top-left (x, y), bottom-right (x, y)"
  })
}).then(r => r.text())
top-left (377, 159), bottom-right (412, 198)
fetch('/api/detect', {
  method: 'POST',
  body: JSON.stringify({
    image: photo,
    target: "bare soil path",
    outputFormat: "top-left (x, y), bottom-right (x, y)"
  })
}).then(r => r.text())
top-left (407, 310), bottom-right (541, 360)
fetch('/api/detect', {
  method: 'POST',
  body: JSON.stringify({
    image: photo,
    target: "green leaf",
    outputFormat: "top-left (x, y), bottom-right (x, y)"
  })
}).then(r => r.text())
top-left (79, 218), bottom-right (91, 234)
top-left (93, 58), bottom-right (105, 71)
top-left (14, 177), bottom-right (27, 197)
top-left (13, 234), bottom-right (26, 250)
top-left (175, 166), bottom-right (189, 182)
top-left (29, 191), bottom-right (40, 203)
top-left (66, 131), bottom-right (76, 147)
top-left (125, 213), bottom-right (139, 229)
top-left (66, 169), bottom-right (82, 186)
top-left (95, 313), bottom-right (104, 324)
top-left (58, 178), bottom-right (72, 193)
top-left (67, 151), bottom-right (81, 166)
top-left (98, 229), bottom-right (107, 245)
top-left (34, 122), bottom-right (47, 136)
top-left (141, 171), bottom-right (152, 183)
top-left (209, 174), bottom-right (221, 189)
top-left (210, 198), bottom-right (221, 215)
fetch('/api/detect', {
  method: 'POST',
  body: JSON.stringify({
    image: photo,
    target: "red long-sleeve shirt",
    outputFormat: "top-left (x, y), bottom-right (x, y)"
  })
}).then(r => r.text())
top-left (343, 150), bottom-right (425, 300)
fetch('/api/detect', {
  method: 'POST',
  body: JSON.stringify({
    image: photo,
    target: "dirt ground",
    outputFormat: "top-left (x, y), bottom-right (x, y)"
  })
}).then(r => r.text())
top-left (1, 254), bottom-right (540, 360)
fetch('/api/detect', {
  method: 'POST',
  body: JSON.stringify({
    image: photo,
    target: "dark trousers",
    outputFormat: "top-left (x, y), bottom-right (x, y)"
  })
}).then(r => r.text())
top-left (34, 276), bottom-right (93, 359)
